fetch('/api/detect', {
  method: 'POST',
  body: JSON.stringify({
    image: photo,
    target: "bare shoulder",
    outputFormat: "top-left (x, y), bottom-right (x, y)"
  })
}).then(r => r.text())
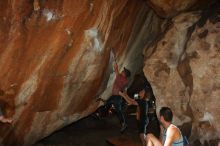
top-left (169, 124), bottom-right (178, 130)
top-left (168, 125), bottom-right (179, 133)
top-left (167, 124), bottom-right (181, 140)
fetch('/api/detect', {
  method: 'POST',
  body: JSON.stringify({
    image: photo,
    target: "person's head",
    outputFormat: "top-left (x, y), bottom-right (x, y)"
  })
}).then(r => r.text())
top-left (122, 67), bottom-right (131, 78)
top-left (138, 86), bottom-right (151, 100)
top-left (159, 107), bottom-right (173, 125)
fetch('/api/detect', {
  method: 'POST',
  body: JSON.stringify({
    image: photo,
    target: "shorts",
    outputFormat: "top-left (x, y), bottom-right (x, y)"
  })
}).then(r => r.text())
top-left (137, 121), bottom-right (147, 134)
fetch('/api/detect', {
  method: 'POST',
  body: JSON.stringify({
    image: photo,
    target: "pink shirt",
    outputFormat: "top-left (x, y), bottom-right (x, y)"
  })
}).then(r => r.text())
top-left (112, 74), bottom-right (128, 95)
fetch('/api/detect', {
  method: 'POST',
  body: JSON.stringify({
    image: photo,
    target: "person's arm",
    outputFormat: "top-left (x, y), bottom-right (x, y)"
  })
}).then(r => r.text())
top-left (113, 62), bottom-right (119, 76)
top-left (0, 116), bottom-right (13, 124)
top-left (0, 107), bottom-right (13, 124)
top-left (119, 91), bottom-right (138, 106)
top-left (164, 127), bottom-right (176, 146)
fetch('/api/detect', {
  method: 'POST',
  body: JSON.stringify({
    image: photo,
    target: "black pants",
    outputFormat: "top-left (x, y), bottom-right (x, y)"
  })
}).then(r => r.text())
top-left (106, 95), bottom-right (126, 124)
top-left (137, 121), bottom-right (147, 134)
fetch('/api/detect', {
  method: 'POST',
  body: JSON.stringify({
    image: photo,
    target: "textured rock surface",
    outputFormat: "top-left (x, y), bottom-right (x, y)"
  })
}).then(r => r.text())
top-left (1, 0), bottom-right (219, 145)
top-left (143, 3), bottom-right (220, 145)
top-left (147, 0), bottom-right (215, 18)
top-left (0, 0), bottom-right (164, 145)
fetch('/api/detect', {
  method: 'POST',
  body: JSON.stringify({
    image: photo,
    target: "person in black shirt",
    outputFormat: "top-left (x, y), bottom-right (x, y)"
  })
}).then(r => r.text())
top-left (119, 86), bottom-right (150, 146)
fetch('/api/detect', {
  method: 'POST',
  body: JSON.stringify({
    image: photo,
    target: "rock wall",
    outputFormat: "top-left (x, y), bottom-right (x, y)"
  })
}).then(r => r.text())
top-left (143, 2), bottom-right (220, 145)
top-left (1, 0), bottom-right (219, 145)
top-left (0, 0), bottom-right (164, 145)
top-left (147, 0), bottom-right (215, 18)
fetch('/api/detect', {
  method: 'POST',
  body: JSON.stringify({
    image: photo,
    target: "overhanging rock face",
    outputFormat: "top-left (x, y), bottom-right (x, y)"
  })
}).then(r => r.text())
top-left (0, 0), bottom-right (164, 145)
top-left (147, 0), bottom-right (215, 18)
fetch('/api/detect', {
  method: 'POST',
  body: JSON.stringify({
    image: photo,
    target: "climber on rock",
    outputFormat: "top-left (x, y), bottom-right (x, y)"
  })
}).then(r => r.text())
top-left (107, 61), bottom-right (131, 132)
top-left (119, 86), bottom-right (150, 146)
top-left (145, 107), bottom-right (184, 146)
top-left (97, 61), bottom-right (131, 133)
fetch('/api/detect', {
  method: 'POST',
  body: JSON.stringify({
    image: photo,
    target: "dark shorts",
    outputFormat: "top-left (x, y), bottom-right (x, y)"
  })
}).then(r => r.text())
top-left (137, 121), bottom-right (147, 134)
top-left (107, 95), bottom-right (122, 104)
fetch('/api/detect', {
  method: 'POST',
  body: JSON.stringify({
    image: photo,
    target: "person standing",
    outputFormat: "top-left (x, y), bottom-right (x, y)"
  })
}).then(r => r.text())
top-left (119, 86), bottom-right (150, 146)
